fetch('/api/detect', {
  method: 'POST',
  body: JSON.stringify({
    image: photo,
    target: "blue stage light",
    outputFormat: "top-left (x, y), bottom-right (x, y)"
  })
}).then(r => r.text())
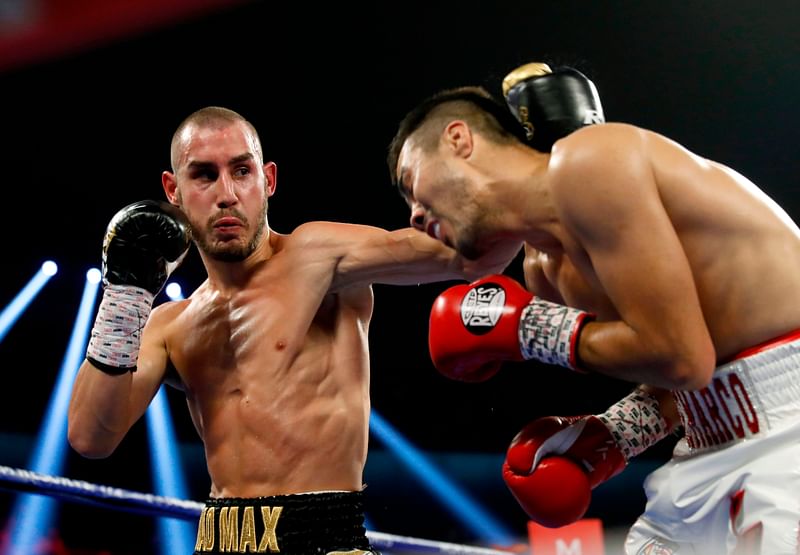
top-left (6, 269), bottom-right (102, 555)
top-left (369, 410), bottom-right (515, 546)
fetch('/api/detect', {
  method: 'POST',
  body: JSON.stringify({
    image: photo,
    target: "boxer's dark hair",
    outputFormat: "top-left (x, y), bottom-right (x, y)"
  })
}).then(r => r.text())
top-left (387, 86), bottom-right (527, 187)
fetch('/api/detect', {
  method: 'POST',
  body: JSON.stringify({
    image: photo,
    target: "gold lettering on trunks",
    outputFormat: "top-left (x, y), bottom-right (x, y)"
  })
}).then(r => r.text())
top-left (239, 506), bottom-right (257, 552)
top-left (195, 506), bottom-right (216, 552)
top-left (195, 503), bottom-right (284, 553)
top-left (258, 506), bottom-right (283, 552)
top-left (219, 506), bottom-right (239, 552)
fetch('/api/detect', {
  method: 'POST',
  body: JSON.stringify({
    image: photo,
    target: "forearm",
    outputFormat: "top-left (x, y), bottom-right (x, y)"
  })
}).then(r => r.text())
top-left (576, 320), bottom-right (715, 390)
top-left (331, 228), bottom-right (462, 288)
top-left (68, 361), bottom-right (136, 458)
top-left (335, 227), bottom-right (520, 288)
top-left (392, 229), bottom-right (520, 282)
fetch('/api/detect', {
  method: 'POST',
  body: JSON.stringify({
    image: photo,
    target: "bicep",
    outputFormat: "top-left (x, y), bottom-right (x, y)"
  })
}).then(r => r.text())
top-left (325, 224), bottom-right (461, 289)
top-left (574, 185), bottom-right (700, 336)
top-left (557, 130), bottom-right (703, 332)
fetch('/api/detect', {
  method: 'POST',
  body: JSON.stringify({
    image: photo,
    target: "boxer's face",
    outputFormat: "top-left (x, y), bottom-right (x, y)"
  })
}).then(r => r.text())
top-left (166, 121), bottom-right (276, 261)
top-left (396, 137), bottom-right (488, 260)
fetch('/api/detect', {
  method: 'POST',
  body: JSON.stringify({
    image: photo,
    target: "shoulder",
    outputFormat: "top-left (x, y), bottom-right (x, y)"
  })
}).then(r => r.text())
top-left (550, 123), bottom-right (648, 169)
top-left (544, 123), bottom-right (672, 242)
top-left (285, 221), bottom-right (327, 247)
top-left (149, 297), bottom-right (191, 328)
top-left (288, 221), bottom-right (428, 255)
top-left (289, 221), bottom-right (381, 247)
top-left (547, 123), bottom-right (656, 206)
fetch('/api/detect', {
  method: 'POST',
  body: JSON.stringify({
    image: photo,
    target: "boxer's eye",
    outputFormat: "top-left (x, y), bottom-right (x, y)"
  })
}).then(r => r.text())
top-left (396, 183), bottom-right (410, 203)
top-left (188, 163), bottom-right (218, 181)
top-left (396, 174), bottom-right (414, 203)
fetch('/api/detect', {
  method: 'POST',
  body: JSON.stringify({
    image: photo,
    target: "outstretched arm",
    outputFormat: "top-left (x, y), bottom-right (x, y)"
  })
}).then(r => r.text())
top-left (292, 222), bottom-right (521, 291)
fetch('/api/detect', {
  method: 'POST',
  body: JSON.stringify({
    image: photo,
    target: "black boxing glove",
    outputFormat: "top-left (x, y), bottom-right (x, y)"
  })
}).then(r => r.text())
top-left (102, 200), bottom-right (191, 294)
top-left (502, 62), bottom-right (605, 152)
top-left (86, 200), bottom-right (191, 374)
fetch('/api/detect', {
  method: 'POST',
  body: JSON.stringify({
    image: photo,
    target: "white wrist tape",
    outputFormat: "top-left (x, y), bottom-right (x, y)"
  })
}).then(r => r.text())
top-left (518, 297), bottom-right (593, 369)
top-left (596, 388), bottom-right (670, 460)
top-left (86, 284), bottom-right (154, 371)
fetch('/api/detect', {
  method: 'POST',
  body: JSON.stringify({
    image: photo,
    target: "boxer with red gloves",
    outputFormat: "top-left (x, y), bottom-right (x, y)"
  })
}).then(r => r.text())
top-left (389, 58), bottom-right (800, 552)
top-left (428, 274), bottom-right (595, 382)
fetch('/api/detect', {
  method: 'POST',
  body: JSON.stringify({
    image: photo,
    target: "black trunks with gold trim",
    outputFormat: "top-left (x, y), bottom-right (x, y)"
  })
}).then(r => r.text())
top-left (193, 490), bottom-right (380, 554)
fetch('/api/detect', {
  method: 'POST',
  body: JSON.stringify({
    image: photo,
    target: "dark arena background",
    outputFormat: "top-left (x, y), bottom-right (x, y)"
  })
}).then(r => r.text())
top-left (0, 1), bottom-right (799, 553)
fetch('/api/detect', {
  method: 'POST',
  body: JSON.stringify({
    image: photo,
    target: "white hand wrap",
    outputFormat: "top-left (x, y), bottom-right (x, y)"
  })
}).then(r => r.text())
top-left (86, 284), bottom-right (154, 372)
top-left (596, 388), bottom-right (670, 460)
top-left (518, 298), bottom-right (593, 369)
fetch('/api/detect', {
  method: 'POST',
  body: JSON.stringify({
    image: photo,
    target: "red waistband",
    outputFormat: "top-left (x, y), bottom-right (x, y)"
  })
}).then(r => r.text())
top-left (726, 328), bottom-right (800, 363)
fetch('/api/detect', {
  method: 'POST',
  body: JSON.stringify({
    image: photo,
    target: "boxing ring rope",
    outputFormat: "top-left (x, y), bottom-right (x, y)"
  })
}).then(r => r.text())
top-left (0, 464), bottom-right (512, 554)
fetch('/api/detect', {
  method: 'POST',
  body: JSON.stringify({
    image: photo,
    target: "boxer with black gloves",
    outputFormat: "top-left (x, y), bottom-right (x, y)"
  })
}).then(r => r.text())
top-left (389, 63), bottom-right (800, 553)
top-left (68, 106), bottom-right (507, 555)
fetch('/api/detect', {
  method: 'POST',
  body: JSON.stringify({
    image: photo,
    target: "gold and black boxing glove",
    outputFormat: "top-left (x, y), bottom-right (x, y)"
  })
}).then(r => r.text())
top-left (86, 200), bottom-right (191, 374)
top-left (502, 62), bottom-right (605, 152)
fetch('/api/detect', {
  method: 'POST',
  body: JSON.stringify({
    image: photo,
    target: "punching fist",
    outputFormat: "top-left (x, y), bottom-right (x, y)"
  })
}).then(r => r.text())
top-left (428, 274), bottom-right (593, 382)
top-left (501, 62), bottom-right (605, 152)
top-left (103, 200), bottom-right (191, 295)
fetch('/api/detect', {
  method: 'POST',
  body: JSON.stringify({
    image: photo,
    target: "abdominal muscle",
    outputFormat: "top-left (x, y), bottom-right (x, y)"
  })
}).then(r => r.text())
top-left (198, 368), bottom-right (369, 499)
top-left (170, 287), bottom-right (372, 499)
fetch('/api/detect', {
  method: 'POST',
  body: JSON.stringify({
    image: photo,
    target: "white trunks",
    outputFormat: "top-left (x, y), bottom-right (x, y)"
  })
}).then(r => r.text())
top-left (625, 330), bottom-right (800, 554)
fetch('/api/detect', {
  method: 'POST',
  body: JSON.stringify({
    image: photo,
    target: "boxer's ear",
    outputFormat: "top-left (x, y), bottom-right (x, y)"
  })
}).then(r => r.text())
top-left (442, 120), bottom-right (474, 159)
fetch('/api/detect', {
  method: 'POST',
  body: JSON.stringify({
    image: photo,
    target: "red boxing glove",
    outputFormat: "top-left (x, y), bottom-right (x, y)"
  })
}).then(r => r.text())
top-left (428, 274), bottom-right (532, 381)
top-left (505, 415), bottom-right (627, 488)
top-left (428, 274), bottom-right (593, 382)
top-left (502, 415), bottom-right (625, 528)
top-left (503, 455), bottom-right (591, 528)
top-left (503, 388), bottom-right (671, 527)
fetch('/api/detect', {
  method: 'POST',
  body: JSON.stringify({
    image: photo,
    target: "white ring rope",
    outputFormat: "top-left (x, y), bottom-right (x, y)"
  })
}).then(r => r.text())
top-left (0, 464), bottom-right (511, 554)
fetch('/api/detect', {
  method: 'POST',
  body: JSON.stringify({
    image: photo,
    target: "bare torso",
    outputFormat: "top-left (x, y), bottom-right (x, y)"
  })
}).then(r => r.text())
top-left (526, 123), bottom-right (800, 363)
top-left (154, 232), bottom-right (374, 498)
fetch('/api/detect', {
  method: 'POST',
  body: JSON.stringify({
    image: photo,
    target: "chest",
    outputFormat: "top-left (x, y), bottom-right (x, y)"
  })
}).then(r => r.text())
top-left (538, 251), bottom-right (617, 318)
top-left (170, 285), bottom-right (337, 376)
